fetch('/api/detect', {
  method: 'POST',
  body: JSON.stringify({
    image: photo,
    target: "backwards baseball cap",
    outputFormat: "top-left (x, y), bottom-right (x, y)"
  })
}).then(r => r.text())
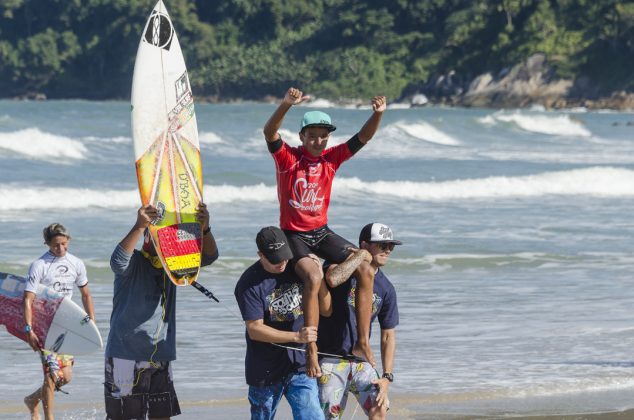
top-left (300, 111), bottom-right (336, 132)
top-left (256, 226), bottom-right (293, 264)
top-left (359, 223), bottom-right (403, 245)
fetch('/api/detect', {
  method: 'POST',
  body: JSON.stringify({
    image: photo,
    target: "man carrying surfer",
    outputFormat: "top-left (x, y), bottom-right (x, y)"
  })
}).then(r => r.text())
top-left (23, 223), bottom-right (96, 420)
top-left (318, 223), bottom-right (401, 419)
top-left (263, 87), bottom-right (387, 376)
top-left (104, 203), bottom-right (218, 420)
top-left (234, 226), bottom-right (330, 419)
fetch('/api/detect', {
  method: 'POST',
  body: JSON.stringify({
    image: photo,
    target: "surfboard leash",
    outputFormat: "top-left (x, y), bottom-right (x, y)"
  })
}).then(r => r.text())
top-left (190, 280), bottom-right (219, 302)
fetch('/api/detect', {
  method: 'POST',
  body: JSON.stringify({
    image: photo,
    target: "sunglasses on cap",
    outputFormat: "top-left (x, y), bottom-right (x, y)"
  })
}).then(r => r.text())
top-left (372, 242), bottom-right (396, 252)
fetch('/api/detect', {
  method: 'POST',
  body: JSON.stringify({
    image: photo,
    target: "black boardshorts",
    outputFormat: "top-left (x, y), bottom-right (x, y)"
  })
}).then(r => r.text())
top-left (104, 357), bottom-right (181, 420)
top-left (284, 225), bottom-right (355, 264)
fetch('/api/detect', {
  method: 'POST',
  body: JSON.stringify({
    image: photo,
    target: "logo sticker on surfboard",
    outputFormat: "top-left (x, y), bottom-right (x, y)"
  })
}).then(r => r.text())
top-left (143, 11), bottom-right (173, 50)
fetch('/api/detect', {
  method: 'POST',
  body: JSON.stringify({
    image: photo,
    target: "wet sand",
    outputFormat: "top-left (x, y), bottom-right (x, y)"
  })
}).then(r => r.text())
top-left (2, 393), bottom-right (633, 420)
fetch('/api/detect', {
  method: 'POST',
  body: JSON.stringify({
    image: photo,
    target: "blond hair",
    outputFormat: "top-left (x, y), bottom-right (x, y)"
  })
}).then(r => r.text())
top-left (43, 223), bottom-right (70, 244)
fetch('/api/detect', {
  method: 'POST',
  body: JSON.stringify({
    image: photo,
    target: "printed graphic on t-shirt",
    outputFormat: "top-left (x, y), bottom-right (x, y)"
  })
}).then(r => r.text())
top-left (347, 286), bottom-right (382, 316)
top-left (289, 175), bottom-right (325, 212)
top-left (267, 283), bottom-right (303, 322)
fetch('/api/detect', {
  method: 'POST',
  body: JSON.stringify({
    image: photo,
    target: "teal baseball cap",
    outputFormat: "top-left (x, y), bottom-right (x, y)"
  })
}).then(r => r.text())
top-left (300, 111), bottom-right (336, 132)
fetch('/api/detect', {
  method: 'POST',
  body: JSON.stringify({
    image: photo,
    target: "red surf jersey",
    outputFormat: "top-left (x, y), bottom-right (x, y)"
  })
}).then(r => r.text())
top-left (272, 140), bottom-right (352, 231)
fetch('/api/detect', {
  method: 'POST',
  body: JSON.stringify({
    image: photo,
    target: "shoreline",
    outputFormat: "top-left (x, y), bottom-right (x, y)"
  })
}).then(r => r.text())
top-left (3, 94), bottom-right (634, 112)
top-left (2, 391), bottom-right (634, 419)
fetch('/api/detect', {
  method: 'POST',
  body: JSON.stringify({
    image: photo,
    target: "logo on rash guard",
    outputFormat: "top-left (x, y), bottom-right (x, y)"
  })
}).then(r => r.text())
top-left (288, 178), bottom-right (324, 212)
top-left (52, 281), bottom-right (73, 296)
top-left (55, 266), bottom-right (69, 275)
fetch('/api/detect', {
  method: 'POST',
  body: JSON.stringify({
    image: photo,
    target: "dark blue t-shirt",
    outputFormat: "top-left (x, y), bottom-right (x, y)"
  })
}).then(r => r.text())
top-left (318, 268), bottom-right (399, 356)
top-left (234, 261), bottom-right (306, 386)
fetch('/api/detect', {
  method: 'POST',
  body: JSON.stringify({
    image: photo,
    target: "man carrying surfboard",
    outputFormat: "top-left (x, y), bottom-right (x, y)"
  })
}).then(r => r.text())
top-left (318, 223), bottom-right (401, 419)
top-left (23, 223), bottom-right (96, 420)
top-left (104, 203), bottom-right (218, 420)
top-left (263, 87), bottom-right (386, 376)
top-left (234, 226), bottom-right (329, 419)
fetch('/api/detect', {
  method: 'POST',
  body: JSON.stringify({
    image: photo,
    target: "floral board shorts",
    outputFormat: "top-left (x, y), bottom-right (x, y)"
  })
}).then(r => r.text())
top-left (104, 357), bottom-right (181, 420)
top-left (40, 350), bottom-right (74, 388)
top-left (318, 357), bottom-right (387, 419)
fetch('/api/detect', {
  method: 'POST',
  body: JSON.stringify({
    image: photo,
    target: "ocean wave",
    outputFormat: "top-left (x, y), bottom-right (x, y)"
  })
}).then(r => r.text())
top-left (84, 135), bottom-right (130, 144)
top-left (483, 112), bottom-right (592, 137)
top-left (388, 121), bottom-right (461, 146)
top-left (333, 167), bottom-right (634, 200)
top-left (1, 167), bottom-right (630, 210)
top-left (0, 128), bottom-right (87, 160)
top-left (0, 183), bottom-right (277, 210)
top-left (199, 131), bottom-right (224, 145)
top-left (301, 98), bottom-right (336, 108)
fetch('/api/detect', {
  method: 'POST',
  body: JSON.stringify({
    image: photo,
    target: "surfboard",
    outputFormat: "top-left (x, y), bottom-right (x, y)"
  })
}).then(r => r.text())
top-left (0, 272), bottom-right (103, 356)
top-left (131, 0), bottom-right (204, 286)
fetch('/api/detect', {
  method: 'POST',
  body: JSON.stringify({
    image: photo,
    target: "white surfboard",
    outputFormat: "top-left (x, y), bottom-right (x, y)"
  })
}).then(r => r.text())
top-left (0, 272), bottom-right (103, 356)
top-left (131, 0), bottom-right (204, 286)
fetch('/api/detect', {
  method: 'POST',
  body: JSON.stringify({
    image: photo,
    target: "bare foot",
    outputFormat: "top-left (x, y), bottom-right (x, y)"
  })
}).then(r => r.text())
top-left (24, 395), bottom-right (41, 420)
top-left (305, 349), bottom-right (322, 378)
top-left (352, 342), bottom-right (376, 368)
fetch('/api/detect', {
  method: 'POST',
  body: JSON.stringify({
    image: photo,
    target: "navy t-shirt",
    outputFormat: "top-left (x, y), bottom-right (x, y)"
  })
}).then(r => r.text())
top-left (318, 268), bottom-right (399, 356)
top-left (234, 261), bottom-right (306, 386)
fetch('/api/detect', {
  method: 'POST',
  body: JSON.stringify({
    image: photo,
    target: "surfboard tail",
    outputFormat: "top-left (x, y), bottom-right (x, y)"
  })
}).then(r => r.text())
top-left (150, 222), bottom-right (202, 286)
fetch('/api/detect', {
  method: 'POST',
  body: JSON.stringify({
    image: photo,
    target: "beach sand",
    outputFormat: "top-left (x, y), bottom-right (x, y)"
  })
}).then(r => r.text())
top-left (2, 392), bottom-right (633, 419)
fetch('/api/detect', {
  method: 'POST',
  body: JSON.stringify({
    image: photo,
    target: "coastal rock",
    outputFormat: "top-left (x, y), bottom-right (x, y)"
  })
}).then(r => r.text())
top-left (459, 53), bottom-right (573, 108)
top-left (417, 53), bottom-right (634, 110)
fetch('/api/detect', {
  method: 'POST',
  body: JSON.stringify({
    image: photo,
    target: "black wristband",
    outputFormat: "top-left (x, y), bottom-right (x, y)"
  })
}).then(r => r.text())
top-left (202, 227), bottom-right (211, 236)
top-left (382, 372), bottom-right (393, 382)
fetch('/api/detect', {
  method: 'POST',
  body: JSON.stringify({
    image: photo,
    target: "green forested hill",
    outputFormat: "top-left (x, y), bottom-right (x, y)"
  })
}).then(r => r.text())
top-left (1, 0), bottom-right (634, 101)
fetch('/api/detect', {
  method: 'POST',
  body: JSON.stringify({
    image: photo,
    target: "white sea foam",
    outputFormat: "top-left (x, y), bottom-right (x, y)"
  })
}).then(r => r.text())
top-left (389, 121), bottom-right (461, 146)
top-left (84, 135), bottom-right (130, 144)
top-left (3, 167), bottom-right (632, 210)
top-left (0, 187), bottom-right (138, 210)
top-left (199, 131), bottom-right (224, 145)
top-left (277, 128), bottom-right (300, 143)
top-left (302, 98), bottom-right (336, 108)
top-left (0, 128), bottom-right (87, 160)
top-left (332, 167), bottom-right (634, 200)
top-left (489, 112), bottom-right (592, 137)
top-left (205, 183), bottom-right (275, 203)
top-left (0, 183), bottom-right (277, 210)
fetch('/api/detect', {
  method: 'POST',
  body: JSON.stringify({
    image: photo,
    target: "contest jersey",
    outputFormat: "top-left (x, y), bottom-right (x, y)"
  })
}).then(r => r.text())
top-left (234, 261), bottom-right (307, 386)
top-left (271, 136), bottom-right (360, 231)
top-left (25, 251), bottom-right (88, 299)
top-left (317, 268), bottom-right (399, 356)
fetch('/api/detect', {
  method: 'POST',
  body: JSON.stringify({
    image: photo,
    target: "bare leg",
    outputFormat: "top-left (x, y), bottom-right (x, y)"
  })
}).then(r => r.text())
top-left (41, 373), bottom-right (56, 420)
top-left (352, 261), bottom-right (376, 367)
top-left (295, 255), bottom-right (324, 377)
top-left (42, 365), bottom-right (72, 420)
top-left (368, 403), bottom-right (388, 420)
top-left (24, 386), bottom-right (42, 420)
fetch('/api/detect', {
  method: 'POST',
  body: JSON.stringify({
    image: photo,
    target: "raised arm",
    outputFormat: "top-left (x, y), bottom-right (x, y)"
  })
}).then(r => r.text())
top-left (357, 96), bottom-right (387, 144)
top-left (263, 87), bottom-right (310, 142)
top-left (119, 204), bottom-right (158, 254)
top-left (245, 319), bottom-right (317, 344)
top-left (196, 202), bottom-right (219, 262)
